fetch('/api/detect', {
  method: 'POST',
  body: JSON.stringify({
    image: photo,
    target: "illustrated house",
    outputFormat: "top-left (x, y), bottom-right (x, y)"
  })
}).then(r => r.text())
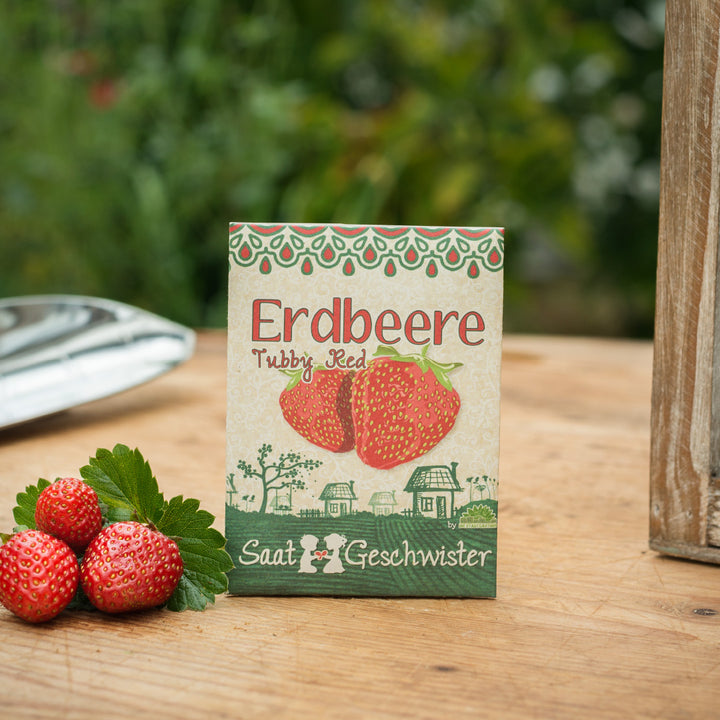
top-left (319, 481), bottom-right (357, 517)
top-left (404, 462), bottom-right (462, 519)
top-left (368, 491), bottom-right (397, 516)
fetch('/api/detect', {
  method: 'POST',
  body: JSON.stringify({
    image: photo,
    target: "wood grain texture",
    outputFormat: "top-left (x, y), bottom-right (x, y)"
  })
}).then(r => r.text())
top-left (1, 332), bottom-right (719, 719)
top-left (650, 0), bottom-right (720, 559)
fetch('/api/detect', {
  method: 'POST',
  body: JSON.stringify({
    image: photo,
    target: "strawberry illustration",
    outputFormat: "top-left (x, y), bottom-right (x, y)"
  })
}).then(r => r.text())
top-left (35, 477), bottom-right (103, 553)
top-left (0, 530), bottom-right (80, 623)
top-left (279, 367), bottom-right (356, 452)
top-left (80, 521), bottom-right (184, 614)
top-left (351, 346), bottom-right (462, 469)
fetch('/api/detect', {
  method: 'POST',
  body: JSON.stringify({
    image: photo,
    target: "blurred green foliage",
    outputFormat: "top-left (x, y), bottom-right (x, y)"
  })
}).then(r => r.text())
top-left (0, 0), bottom-right (664, 335)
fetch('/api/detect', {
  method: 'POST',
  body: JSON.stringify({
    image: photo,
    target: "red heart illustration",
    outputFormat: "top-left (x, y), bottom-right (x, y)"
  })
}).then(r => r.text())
top-left (314, 550), bottom-right (328, 559)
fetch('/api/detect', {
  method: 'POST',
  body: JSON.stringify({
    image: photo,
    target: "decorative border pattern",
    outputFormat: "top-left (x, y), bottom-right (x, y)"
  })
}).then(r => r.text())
top-left (229, 223), bottom-right (504, 277)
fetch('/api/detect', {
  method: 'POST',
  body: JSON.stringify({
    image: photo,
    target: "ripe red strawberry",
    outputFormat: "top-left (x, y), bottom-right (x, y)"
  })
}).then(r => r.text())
top-left (35, 477), bottom-right (103, 553)
top-left (279, 367), bottom-right (356, 452)
top-left (80, 521), bottom-right (183, 613)
top-left (0, 530), bottom-right (79, 623)
top-left (351, 346), bottom-right (462, 469)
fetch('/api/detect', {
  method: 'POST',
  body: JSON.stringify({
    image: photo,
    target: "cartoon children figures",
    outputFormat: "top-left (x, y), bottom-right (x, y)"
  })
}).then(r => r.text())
top-left (298, 533), bottom-right (347, 574)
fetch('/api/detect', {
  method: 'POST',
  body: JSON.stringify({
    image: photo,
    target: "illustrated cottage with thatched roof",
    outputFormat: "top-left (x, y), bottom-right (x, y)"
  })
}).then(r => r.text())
top-left (319, 481), bottom-right (357, 517)
top-left (368, 491), bottom-right (397, 516)
top-left (404, 462), bottom-right (462, 519)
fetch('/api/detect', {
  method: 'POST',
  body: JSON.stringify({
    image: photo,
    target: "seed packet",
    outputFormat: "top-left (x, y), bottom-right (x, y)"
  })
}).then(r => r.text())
top-left (226, 223), bottom-right (503, 597)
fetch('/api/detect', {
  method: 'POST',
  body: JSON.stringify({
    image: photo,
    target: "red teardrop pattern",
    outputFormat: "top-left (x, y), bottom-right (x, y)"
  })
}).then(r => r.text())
top-left (231, 227), bottom-right (503, 276)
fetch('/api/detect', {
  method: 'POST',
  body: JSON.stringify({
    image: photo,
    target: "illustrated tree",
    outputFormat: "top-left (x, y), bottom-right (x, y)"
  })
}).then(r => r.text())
top-left (483, 476), bottom-right (499, 501)
top-left (235, 443), bottom-right (323, 513)
top-left (465, 476), bottom-right (485, 501)
top-left (465, 475), bottom-right (499, 501)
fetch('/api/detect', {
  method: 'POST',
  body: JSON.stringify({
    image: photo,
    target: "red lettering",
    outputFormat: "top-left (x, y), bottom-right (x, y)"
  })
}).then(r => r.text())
top-left (343, 298), bottom-right (372, 343)
top-left (283, 307), bottom-right (308, 342)
top-left (404, 310), bottom-right (431, 345)
top-left (375, 310), bottom-right (401, 345)
top-left (250, 298), bottom-right (486, 347)
top-left (252, 299), bottom-right (281, 342)
top-left (433, 310), bottom-right (459, 345)
top-left (458, 311), bottom-right (485, 345)
top-left (310, 297), bottom-right (342, 343)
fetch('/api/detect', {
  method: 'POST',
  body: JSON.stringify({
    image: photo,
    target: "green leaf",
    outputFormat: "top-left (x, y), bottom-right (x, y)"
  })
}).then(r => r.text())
top-left (157, 495), bottom-right (226, 547)
top-left (12, 478), bottom-right (52, 531)
top-left (158, 496), bottom-right (234, 611)
top-left (165, 534), bottom-right (234, 612)
top-left (80, 444), bottom-right (165, 525)
top-left (373, 345), bottom-right (400, 358)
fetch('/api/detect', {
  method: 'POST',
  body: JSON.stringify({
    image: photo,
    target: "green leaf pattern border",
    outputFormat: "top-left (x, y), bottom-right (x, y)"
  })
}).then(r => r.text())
top-left (229, 223), bottom-right (504, 278)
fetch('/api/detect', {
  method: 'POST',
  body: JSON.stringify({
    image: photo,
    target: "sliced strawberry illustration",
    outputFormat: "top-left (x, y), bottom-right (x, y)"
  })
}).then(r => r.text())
top-left (279, 367), bottom-right (356, 452)
top-left (351, 345), bottom-right (462, 469)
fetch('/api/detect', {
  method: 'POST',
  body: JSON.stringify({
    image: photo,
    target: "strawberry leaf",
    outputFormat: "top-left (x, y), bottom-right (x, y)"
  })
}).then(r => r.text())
top-left (157, 496), bottom-right (234, 612)
top-left (165, 538), bottom-right (234, 612)
top-left (12, 478), bottom-right (51, 531)
top-left (80, 444), bottom-right (165, 525)
top-left (157, 495), bottom-right (225, 546)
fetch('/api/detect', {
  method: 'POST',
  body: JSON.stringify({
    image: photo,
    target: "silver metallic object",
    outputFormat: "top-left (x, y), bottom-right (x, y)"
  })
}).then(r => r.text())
top-left (0, 295), bottom-right (196, 429)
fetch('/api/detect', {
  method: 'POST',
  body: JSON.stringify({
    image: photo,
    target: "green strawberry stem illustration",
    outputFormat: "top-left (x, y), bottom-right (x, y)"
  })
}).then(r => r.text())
top-left (280, 367), bottom-right (302, 391)
top-left (280, 365), bottom-right (324, 391)
top-left (372, 345), bottom-right (462, 390)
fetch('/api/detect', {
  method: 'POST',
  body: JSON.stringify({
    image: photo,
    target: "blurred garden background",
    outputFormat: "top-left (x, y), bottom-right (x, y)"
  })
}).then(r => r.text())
top-left (0, 0), bottom-right (665, 336)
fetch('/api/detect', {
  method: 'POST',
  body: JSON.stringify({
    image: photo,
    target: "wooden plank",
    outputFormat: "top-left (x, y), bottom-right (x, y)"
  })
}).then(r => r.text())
top-left (707, 0), bottom-right (720, 550)
top-left (650, 0), bottom-right (720, 561)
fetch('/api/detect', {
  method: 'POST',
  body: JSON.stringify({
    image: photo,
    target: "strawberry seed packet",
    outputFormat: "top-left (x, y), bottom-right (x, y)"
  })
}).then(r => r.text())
top-left (226, 223), bottom-right (503, 597)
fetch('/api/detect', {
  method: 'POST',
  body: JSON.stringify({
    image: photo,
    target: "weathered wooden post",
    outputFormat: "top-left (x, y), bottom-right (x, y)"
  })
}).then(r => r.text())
top-left (650, 0), bottom-right (720, 562)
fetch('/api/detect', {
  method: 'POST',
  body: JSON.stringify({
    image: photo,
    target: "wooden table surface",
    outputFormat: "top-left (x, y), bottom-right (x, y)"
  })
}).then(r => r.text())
top-left (1, 332), bottom-right (718, 719)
